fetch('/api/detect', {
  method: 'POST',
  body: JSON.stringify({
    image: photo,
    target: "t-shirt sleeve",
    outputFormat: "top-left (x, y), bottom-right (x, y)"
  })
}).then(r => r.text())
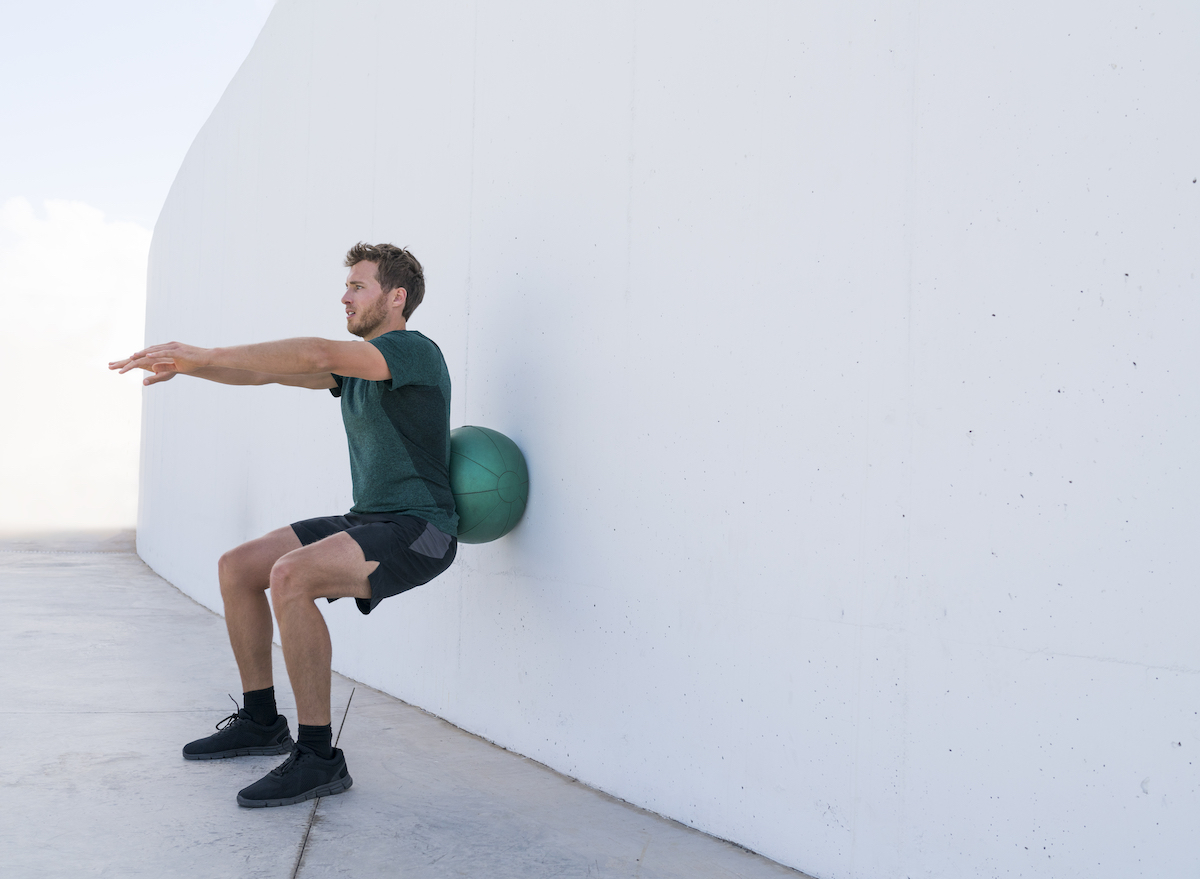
top-left (369, 332), bottom-right (443, 391)
top-left (329, 373), bottom-right (344, 398)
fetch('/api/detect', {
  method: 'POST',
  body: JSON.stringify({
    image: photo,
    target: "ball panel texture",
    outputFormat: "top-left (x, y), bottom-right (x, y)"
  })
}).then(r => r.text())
top-left (449, 454), bottom-right (498, 495)
top-left (450, 425), bottom-right (529, 544)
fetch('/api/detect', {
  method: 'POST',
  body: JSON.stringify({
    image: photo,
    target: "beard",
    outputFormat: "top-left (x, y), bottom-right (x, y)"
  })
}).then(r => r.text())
top-left (348, 291), bottom-right (391, 338)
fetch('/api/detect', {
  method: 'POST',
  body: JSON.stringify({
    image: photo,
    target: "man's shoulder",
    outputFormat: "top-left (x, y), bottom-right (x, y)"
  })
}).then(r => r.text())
top-left (374, 329), bottom-right (435, 344)
top-left (369, 330), bottom-right (449, 389)
top-left (373, 330), bottom-right (443, 357)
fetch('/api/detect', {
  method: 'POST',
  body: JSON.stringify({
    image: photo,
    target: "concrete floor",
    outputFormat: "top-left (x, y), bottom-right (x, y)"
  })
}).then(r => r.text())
top-left (1, 531), bottom-right (810, 879)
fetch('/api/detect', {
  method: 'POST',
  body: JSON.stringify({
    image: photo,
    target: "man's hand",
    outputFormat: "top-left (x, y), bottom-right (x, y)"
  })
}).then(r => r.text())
top-left (109, 342), bottom-right (210, 386)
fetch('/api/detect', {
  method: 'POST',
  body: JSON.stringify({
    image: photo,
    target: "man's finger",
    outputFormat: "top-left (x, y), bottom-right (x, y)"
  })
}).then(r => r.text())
top-left (116, 355), bottom-right (170, 375)
top-left (140, 342), bottom-right (180, 355)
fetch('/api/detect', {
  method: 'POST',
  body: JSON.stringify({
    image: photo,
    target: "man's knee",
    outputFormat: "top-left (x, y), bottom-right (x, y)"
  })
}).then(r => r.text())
top-left (218, 546), bottom-right (256, 600)
top-left (268, 554), bottom-right (310, 609)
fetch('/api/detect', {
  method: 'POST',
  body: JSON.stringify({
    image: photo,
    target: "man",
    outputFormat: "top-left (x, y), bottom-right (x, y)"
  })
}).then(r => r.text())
top-left (111, 243), bottom-right (458, 807)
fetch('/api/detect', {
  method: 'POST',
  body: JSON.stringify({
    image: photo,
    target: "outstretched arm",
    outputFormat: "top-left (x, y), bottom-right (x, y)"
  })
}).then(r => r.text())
top-left (109, 338), bottom-right (390, 388)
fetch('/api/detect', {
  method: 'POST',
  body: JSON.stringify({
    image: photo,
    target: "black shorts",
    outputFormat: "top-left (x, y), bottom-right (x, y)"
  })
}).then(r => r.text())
top-left (290, 513), bottom-right (457, 615)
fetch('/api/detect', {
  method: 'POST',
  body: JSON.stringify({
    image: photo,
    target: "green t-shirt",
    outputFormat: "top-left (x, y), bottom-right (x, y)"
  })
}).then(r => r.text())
top-left (331, 330), bottom-right (458, 536)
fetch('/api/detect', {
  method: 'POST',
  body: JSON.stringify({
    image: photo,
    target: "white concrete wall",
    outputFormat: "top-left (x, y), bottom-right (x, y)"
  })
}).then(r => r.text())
top-left (139, 1), bottom-right (1200, 876)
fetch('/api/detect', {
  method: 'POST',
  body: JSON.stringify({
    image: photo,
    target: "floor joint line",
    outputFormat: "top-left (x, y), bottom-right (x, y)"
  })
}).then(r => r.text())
top-left (291, 687), bottom-right (355, 879)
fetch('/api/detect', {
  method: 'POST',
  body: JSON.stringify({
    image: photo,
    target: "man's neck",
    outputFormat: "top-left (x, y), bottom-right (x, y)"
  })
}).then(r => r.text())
top-left (365, 318), bottom-right (406, 341)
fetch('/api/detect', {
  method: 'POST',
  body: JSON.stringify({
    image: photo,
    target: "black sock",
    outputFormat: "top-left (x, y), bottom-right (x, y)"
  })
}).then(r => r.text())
top-left (298, 724), bottom-right (334, 759)
top-left (243, 687), bottom-right (278, 726)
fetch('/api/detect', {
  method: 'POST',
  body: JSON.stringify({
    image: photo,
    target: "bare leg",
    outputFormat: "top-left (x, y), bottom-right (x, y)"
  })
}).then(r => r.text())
top-left (218, 527), bottom-right (303, 693)
top-left (268, 533), bottom-right (375, 726)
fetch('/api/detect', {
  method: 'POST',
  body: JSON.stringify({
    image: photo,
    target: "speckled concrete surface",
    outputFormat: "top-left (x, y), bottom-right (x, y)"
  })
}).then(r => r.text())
top-left (1, 531), bottom-right (809, 879)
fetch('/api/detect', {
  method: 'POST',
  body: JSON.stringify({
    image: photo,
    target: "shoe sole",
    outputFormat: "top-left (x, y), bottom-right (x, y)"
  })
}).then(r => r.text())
top-left (183, 742), bottom-right (294, 761)
top-left (237, 774), bottom-right (353, 808)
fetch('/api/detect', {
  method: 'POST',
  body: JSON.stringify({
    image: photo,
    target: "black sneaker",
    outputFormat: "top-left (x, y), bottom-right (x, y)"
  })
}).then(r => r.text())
top-left (182, 706), bottom-right (294, 760)
top-left (236, 743), bottom-right (353, 807)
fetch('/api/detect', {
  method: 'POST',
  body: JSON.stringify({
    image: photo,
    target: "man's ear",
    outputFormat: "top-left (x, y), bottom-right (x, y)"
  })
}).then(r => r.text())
top-left (391, 287), bottom-right (408, 312)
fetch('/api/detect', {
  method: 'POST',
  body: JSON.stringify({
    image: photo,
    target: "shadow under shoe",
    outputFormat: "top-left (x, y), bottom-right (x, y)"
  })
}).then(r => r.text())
top-left (182, 707), bottom-right (294, 760)
top-left (237, 743), bottom-right (354, 807)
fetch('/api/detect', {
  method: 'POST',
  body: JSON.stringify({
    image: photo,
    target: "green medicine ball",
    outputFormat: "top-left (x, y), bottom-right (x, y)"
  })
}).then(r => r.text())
top-left (449, 425), bottom-right (529, 544)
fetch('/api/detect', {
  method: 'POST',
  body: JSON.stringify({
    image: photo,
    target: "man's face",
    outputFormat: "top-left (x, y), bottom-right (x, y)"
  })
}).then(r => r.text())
top-left (342, 261), bottom-right (392, 338)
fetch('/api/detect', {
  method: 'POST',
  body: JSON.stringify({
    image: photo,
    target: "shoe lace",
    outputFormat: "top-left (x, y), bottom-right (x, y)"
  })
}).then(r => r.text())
top-left (214, 694), bottom-right (243, 731)
top-left (272, 748), bottom-right (302, 776)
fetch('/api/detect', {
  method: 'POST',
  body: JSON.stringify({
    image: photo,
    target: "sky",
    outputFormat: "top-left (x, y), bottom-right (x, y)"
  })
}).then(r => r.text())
top-left (0, 0), bottom-right (276, 226)
top-left (0, 0), bottom-right (276, 529)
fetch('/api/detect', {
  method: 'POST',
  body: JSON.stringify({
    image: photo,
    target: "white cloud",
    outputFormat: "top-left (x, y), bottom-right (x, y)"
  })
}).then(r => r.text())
top-left (0, 198), bottom-right (151, 529)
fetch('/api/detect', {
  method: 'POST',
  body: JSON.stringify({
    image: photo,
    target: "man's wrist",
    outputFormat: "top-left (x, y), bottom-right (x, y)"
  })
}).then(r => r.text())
top-left (200, 346), bottom-right (223, 369)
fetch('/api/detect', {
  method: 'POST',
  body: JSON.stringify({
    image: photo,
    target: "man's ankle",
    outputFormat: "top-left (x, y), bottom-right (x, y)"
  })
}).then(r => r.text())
top-left (297, 723), bottom-right (334, 759)
top-left (243, 686), bottom-right (278, 726)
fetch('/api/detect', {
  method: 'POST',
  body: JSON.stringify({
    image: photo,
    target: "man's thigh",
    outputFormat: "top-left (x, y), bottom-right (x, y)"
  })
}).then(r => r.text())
top-left (222, 526), bottom-right (303, 589)
top-left (274, 533), bottom-right (375, 602)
